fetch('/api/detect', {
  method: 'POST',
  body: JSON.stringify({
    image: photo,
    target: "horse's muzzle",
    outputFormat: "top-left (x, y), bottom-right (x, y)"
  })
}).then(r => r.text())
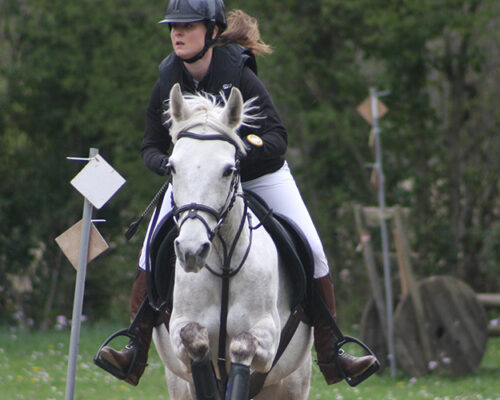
top-left (175, 238), bottom-right (211, 273)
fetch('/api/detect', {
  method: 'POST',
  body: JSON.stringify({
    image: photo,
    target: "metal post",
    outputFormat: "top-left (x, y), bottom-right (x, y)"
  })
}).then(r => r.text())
top-left (64, 147), bottom-right (98, 400)
top-left (370, 88), bottom-right (396, 376)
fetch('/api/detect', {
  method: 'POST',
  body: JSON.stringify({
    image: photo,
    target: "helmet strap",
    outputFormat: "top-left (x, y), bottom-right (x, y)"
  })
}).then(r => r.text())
top-left (182, 22), bottom-right (220, 64)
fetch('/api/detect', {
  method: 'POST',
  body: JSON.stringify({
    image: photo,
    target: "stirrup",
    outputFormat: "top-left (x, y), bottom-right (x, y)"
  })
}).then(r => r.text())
top-left (334, 335), bottom-right (380, 387)
top-left (93, 328), bottom-right (139, 380)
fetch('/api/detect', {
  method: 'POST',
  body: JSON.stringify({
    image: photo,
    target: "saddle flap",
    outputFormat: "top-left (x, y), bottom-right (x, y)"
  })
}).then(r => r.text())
top-left (147, 211), bottom-right (178, 311)
top-left (243, 191), bottom-right (314, 310)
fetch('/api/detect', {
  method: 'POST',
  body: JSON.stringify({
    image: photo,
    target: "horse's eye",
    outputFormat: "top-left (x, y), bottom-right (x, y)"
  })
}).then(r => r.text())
top-left (167, 163), bottom-right (176, 174)
top-left (222, 165), bottom-right (235, 178)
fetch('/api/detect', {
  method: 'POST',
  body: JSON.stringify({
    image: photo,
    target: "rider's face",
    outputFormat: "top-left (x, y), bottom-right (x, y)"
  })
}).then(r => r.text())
top-left (170, 22), bottom-right (207, 60)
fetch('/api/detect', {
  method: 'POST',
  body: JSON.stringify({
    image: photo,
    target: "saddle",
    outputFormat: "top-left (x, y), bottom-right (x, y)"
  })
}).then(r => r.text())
top-left (146, 190), bottom-right (315, 317)
top-left (100, 190), bottom-right (378, 393)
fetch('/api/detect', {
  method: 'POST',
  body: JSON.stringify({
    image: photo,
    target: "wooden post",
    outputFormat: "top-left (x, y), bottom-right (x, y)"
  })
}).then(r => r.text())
top-left (393, 206), bottom-right (434, 368)
top-left (354, 204), bottom-right (388, 338)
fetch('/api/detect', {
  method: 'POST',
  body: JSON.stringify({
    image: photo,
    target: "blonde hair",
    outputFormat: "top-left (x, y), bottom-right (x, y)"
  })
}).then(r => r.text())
top-left (217, 10), bottom-right (272, 55)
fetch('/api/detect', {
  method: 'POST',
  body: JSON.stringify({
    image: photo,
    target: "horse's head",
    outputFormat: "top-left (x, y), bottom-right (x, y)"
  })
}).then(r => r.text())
top-left (166, 83), bottom-right (251, 273)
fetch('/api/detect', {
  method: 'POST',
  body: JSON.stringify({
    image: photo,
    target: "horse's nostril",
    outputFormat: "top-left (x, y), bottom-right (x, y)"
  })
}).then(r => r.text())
top-left (198, 242), bottom-right (210, 259)
top-left (174, 239), bottom-right (183, 259)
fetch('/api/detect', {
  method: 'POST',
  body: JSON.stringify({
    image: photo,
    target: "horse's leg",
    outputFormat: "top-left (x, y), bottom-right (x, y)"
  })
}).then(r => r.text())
top-left (254, 351), bottom-right (312, 400)
top-left (278, 350), bottom-right (312, 400)
top-left (226, 319), bottom-right (278, 400)
top-left (180, 322), bottom-right (210, 362)
top-left (180, 322), bottom-right (221, 400)
top-left (229, 315), bottom-right (279, 370)
top-left (225, 331), bottom-right (258, 399)
top-left (249, 316), bottom-right (280, 372)
top-left (165, 367), bottom-right (196, 400)
top-left (229, 331), bottom-right (258, 365)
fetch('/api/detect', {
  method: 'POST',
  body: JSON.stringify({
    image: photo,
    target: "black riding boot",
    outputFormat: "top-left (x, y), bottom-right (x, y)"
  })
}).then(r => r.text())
top-left (313, 275), bottom-right (377, 385)
top-left (97, 269), bottom-right (155, 386)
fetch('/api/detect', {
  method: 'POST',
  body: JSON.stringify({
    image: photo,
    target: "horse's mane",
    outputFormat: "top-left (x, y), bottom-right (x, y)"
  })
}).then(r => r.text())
top-left (165, 91), bottom-right (260, 155)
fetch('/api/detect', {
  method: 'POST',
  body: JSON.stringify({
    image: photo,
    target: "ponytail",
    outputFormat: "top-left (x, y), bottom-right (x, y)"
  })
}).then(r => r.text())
top-left (217, 10), bottom-right (272, 55)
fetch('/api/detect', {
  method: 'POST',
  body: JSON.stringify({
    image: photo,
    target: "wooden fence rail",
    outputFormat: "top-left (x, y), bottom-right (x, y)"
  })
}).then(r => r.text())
top-left (477, 293), bottom-right (500, 337)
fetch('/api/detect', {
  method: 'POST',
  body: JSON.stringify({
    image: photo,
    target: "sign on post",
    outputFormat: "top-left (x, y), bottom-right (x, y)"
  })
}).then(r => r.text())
top-left (55, 220), bottom-right (109, 269)
top-left (56, 148), bottom-right (125, 400)
top-left (357, 97), bottom-right (388, 125)
top-left (70, 153), bottom-right (126, 209)
top-left (357, 89), bottom-right (396, 377)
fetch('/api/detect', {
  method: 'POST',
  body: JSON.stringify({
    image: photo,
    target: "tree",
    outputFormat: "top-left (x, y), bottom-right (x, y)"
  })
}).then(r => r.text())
top-left (227, 0), bottom-right (500, 315)
top-left (0, 0), bottom-right (168, 327)
top-left (1, 0), bottom-right (498, 327)
top-left (346, 0), bottom-right (500, 288)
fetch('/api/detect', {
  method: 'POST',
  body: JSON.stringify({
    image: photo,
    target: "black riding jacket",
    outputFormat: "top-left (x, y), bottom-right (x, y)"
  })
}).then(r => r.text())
top-left (141, 44), bottom-right (287, 182)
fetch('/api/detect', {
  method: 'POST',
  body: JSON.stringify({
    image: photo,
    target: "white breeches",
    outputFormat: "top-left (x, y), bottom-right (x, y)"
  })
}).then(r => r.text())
top-left (138, 161), bottom-right (330, 279)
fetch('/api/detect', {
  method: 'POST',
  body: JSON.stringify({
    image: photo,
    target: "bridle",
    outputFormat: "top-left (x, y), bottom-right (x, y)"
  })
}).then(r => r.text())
top-left (171, 132), bottom-right (240, 240)
top-left (170, 131), bottom-right (254, 277)
top-left (170, 130), bottom-right (259, 389)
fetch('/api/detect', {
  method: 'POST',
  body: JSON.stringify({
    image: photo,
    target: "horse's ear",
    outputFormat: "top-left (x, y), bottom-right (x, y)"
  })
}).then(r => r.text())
top-left (169, 83), bottom-right (187, 122)
top-left (222, 87), bottom-right (243, 129)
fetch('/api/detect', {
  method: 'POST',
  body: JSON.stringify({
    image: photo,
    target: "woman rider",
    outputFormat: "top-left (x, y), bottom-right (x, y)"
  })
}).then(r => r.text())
top-left (96, 0), bottom-right (376, 388)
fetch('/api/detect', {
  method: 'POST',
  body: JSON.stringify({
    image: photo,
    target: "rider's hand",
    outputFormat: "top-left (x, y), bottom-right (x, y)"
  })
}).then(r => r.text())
top-left (159, 156), bottom-right (170, 176)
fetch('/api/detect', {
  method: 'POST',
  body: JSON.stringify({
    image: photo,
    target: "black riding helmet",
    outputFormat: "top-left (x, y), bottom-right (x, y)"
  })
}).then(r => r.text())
top-left (159, 0), bottom-right (227, 63)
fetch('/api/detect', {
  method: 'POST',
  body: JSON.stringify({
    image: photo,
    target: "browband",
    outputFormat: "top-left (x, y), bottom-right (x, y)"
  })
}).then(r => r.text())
top-left (177, 131), bottom-right (240, 149)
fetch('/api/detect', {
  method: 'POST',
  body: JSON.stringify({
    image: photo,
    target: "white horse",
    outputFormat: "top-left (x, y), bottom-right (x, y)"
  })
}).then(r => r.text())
top-left (152, 83), bottom-right (313, 400)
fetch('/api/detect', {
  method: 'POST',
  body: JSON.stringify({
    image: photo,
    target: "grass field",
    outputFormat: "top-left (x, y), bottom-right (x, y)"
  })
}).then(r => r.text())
top-left (1, 323), bottom-right (499, 399)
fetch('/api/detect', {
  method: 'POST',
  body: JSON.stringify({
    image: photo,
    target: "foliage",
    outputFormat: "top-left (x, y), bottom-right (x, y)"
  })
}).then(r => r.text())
top-left (0, 0), bottom-right (499, 325)
top-left (228, 0), bottom-right (500, 311)
top-left (0, 0), bottom-right (166, 326)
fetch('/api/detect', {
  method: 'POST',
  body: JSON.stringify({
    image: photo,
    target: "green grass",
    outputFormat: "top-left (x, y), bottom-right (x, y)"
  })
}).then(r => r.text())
top-left (1, 323), bottom-right (499, 399)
